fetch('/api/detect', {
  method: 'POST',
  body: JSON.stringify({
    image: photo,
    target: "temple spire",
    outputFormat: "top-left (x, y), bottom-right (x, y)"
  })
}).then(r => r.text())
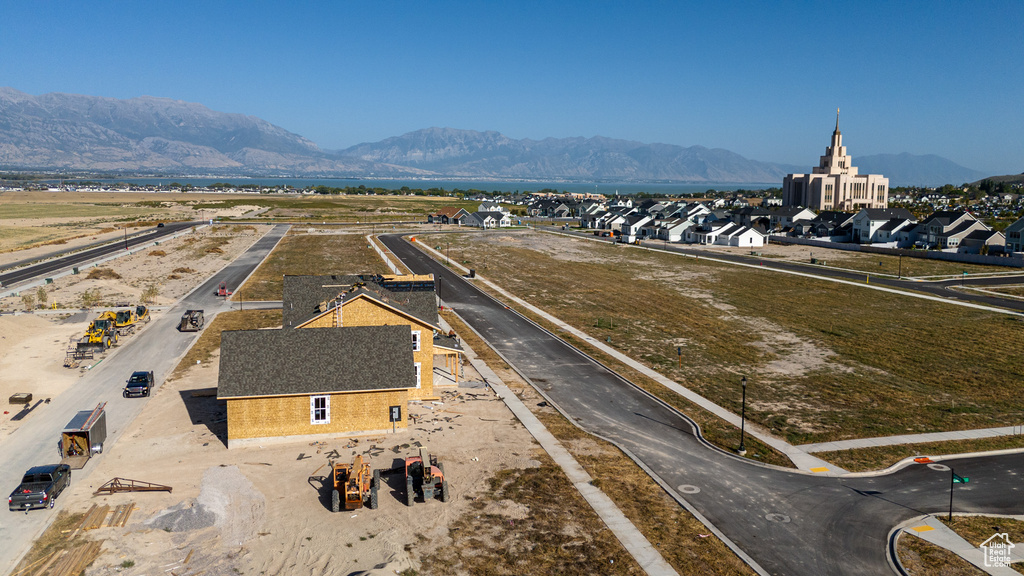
top-left (834, 108), bottom-right (840, 135)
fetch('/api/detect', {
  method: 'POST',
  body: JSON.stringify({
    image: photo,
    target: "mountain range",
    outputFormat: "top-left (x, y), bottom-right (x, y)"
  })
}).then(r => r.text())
top-left (0, 88), bottom-right (990, 186)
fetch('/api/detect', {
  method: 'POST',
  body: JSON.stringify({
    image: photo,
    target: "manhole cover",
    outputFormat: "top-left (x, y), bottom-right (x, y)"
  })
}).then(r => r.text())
top-left (928, 463), bottom-right (951, 472)
top-left (765, 513), bottom-right (791, 523)
top-left (677, 485), bottom-right (701, 494)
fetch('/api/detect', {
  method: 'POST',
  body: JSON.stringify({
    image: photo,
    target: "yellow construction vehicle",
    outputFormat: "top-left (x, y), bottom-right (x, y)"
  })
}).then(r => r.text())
top-left (330, 455), bottom-right (379, 512)
top-left (77, 312), bottom-right (118, 352)
top-left (113, 304), bottom-right (149, 336)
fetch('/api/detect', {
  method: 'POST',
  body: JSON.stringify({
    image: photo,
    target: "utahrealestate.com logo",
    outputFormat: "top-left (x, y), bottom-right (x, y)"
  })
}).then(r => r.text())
top-left (981, 532), bottom-right (1014, 568)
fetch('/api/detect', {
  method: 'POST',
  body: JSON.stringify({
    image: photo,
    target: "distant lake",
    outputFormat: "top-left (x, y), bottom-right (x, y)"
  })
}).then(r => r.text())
top-left (75, 177), bottom-right (774, 196)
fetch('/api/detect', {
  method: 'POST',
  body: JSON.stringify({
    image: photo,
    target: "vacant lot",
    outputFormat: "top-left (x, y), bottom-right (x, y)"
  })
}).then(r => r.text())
top-left (235, 230), bottom-right (389, 301)
top-left (444, 230), bottom-right (1024, 451)
top-left (442, 311), bottom-right (757, 574)
top-left (148, 194), bottom-right (491, 223)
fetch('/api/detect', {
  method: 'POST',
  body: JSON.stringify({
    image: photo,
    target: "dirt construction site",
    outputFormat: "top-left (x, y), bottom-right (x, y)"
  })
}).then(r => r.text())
top-left (0, 221), bottom-right (570, 576)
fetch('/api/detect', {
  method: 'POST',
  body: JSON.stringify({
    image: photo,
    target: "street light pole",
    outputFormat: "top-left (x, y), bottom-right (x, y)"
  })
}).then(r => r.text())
top-left (949, 468), bottom-right (954, 521)
top-left (124, 226), bottom-right (129, 251)
top-left (739, 376), bottom-right (747, 455)
top-left (446, 241), bottom-right (450, 266)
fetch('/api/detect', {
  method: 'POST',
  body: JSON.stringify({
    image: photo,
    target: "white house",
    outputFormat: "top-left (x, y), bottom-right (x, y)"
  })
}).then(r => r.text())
top-left (619, 215), bottom-right (653, 243)
top-left (688, 221), bottom-right (766, 247)
top-left (466, 211), bottom-right (511, 229)
top-left (851, 208), bottom-right (916, 244)
top-left (656, 219), bottom-right (693, 242)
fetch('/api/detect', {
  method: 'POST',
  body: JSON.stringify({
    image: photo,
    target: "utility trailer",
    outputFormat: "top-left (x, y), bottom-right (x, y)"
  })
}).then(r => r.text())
top-left (58, 403), bottom-right (107, 470)
top-left (178, 310), bottom-right (204, 332)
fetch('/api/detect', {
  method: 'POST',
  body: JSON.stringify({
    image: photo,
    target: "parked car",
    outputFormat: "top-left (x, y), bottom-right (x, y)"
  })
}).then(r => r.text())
top-left (8, 464), bottom-right (71, 511)
top-left (123, 370), bottom-right (154, 398)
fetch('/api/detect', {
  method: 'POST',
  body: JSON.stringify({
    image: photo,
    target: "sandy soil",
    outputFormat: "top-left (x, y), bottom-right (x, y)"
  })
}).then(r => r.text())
top-left (68, 358), bottom-right (537, 576)
top-left (2, 221), bottom-right (545, 576)
top-left (0, 225), bottom-right (271, 437)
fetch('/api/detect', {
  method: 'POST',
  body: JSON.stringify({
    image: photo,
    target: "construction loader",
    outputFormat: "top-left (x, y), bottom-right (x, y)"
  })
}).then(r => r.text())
top-left (113, 304), bottom-right (149, 336)
top-left (76, 312), bottom-right (118, 353)
top-left (404, 448), bottom-right (449, 506)
top-left (331, 455), bottom-right (379, 512)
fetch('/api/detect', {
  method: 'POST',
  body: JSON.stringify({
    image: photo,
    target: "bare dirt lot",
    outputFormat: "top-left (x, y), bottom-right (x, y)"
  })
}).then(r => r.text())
top-left (62, 361), bottom-right (541, 576)
top-left (0, 224), bottom-right (270, 438)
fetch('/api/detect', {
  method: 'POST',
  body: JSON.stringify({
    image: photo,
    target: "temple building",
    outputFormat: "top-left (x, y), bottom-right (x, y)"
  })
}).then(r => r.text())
top-left (782, 112), bottom-right (889, 210)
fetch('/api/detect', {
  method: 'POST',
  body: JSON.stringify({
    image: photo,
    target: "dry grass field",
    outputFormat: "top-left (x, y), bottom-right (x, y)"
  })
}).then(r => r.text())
top-left (817, 436), bottom-right (1024, 472)
top-left (146, 194), bottom-right (488, 223)
top-left (896, 516), bottom-right (1024, 575)
top-left (761, 244), bottom-right (1013, 278)
top-left (441, 230), bottom-right (1024, 457)
top-left (234, 230), bottom-right (388, 301)
top-left (897, 533), bottom-right (987, 575)
top-left (440, 311), bottom-right (755, 575)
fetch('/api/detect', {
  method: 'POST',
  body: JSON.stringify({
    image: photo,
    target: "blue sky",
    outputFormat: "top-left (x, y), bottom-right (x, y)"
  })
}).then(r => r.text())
top-left (1, 1), bottom-right (1021, 174)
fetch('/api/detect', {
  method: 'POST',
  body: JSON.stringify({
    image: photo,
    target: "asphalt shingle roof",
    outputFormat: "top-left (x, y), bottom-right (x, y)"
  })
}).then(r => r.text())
top-left (282, 275), bottom-right (438, 329)
top-left (218, 325), bottom-right (415, 399)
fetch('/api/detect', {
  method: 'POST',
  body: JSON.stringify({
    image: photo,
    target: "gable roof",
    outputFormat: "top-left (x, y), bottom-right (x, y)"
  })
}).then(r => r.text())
top-left (433, 207), bottom-right (468, 218)
top-left (877, 218), bottom-right (912, 232)
top-left (283, 275), bottom-right (437, 329)
top-left (859, 208), bottom-right (915, 221)
top-left (218, 325), bottom-right (415, 399)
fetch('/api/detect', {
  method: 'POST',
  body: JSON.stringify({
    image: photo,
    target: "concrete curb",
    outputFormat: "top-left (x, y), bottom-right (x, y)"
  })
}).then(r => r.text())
top-left (895, 515), bottom-right (1020, 575)
top-left (469, 357), bottom-right (679, 576)
top-left (842, 447), bottom-right (1024, 478)
top-left (382, 236), bottom-right (771, 575)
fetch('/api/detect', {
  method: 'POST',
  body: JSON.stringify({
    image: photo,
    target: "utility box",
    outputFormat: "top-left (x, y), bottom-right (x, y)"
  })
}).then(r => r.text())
top-left (59, 403), bottom-right (107, 470)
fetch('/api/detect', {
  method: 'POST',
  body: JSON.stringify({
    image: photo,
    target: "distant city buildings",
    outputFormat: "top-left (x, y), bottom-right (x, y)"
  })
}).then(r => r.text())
top-left (782, 112), bottom-right (889, 211)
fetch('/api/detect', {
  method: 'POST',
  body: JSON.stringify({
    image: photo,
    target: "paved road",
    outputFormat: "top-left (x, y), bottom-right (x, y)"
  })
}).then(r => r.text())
top-left (380, 233), bottom-right (1024, 576)
top-left (552, 227), bottom-right (1024, 313)
top-left (0, 222), bottom-right (197, 287)
top-left (0, 224), bottom-right (288, 575)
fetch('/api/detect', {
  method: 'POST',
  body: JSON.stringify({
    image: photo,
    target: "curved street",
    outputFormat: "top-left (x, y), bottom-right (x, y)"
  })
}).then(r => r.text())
top-left (380, 233), bottom-right (1024, 576)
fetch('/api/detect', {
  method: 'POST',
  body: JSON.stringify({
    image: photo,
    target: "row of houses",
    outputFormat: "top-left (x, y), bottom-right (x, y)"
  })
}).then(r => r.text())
top-left (574, 194), bottom-right (1024, 255)
top-left (428, 205), bottom-right (513, 228)
top-left (778, 208), bottom-right (1010, 254)
top-left (429, 194), bottom-right (1024, 255)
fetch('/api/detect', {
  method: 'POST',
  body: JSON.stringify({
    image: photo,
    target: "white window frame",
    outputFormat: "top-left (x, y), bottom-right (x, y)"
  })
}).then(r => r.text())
top-left (415, 362), bottom-right (421, 389)
top-left (412, 330), bottom-right (421, 352)
top-left (310, 395), bottom-right (330, 425)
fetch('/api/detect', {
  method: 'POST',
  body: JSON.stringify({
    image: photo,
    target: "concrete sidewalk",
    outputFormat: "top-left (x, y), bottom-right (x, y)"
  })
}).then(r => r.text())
top-left (800, 426), bottom-right (1024, 453)
top-left (434, 315), bottom-right (679, 575)
top-left (416, 240), bottom-right (844, 475)
top-left (902, 515), bottom-right (1020, 575)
